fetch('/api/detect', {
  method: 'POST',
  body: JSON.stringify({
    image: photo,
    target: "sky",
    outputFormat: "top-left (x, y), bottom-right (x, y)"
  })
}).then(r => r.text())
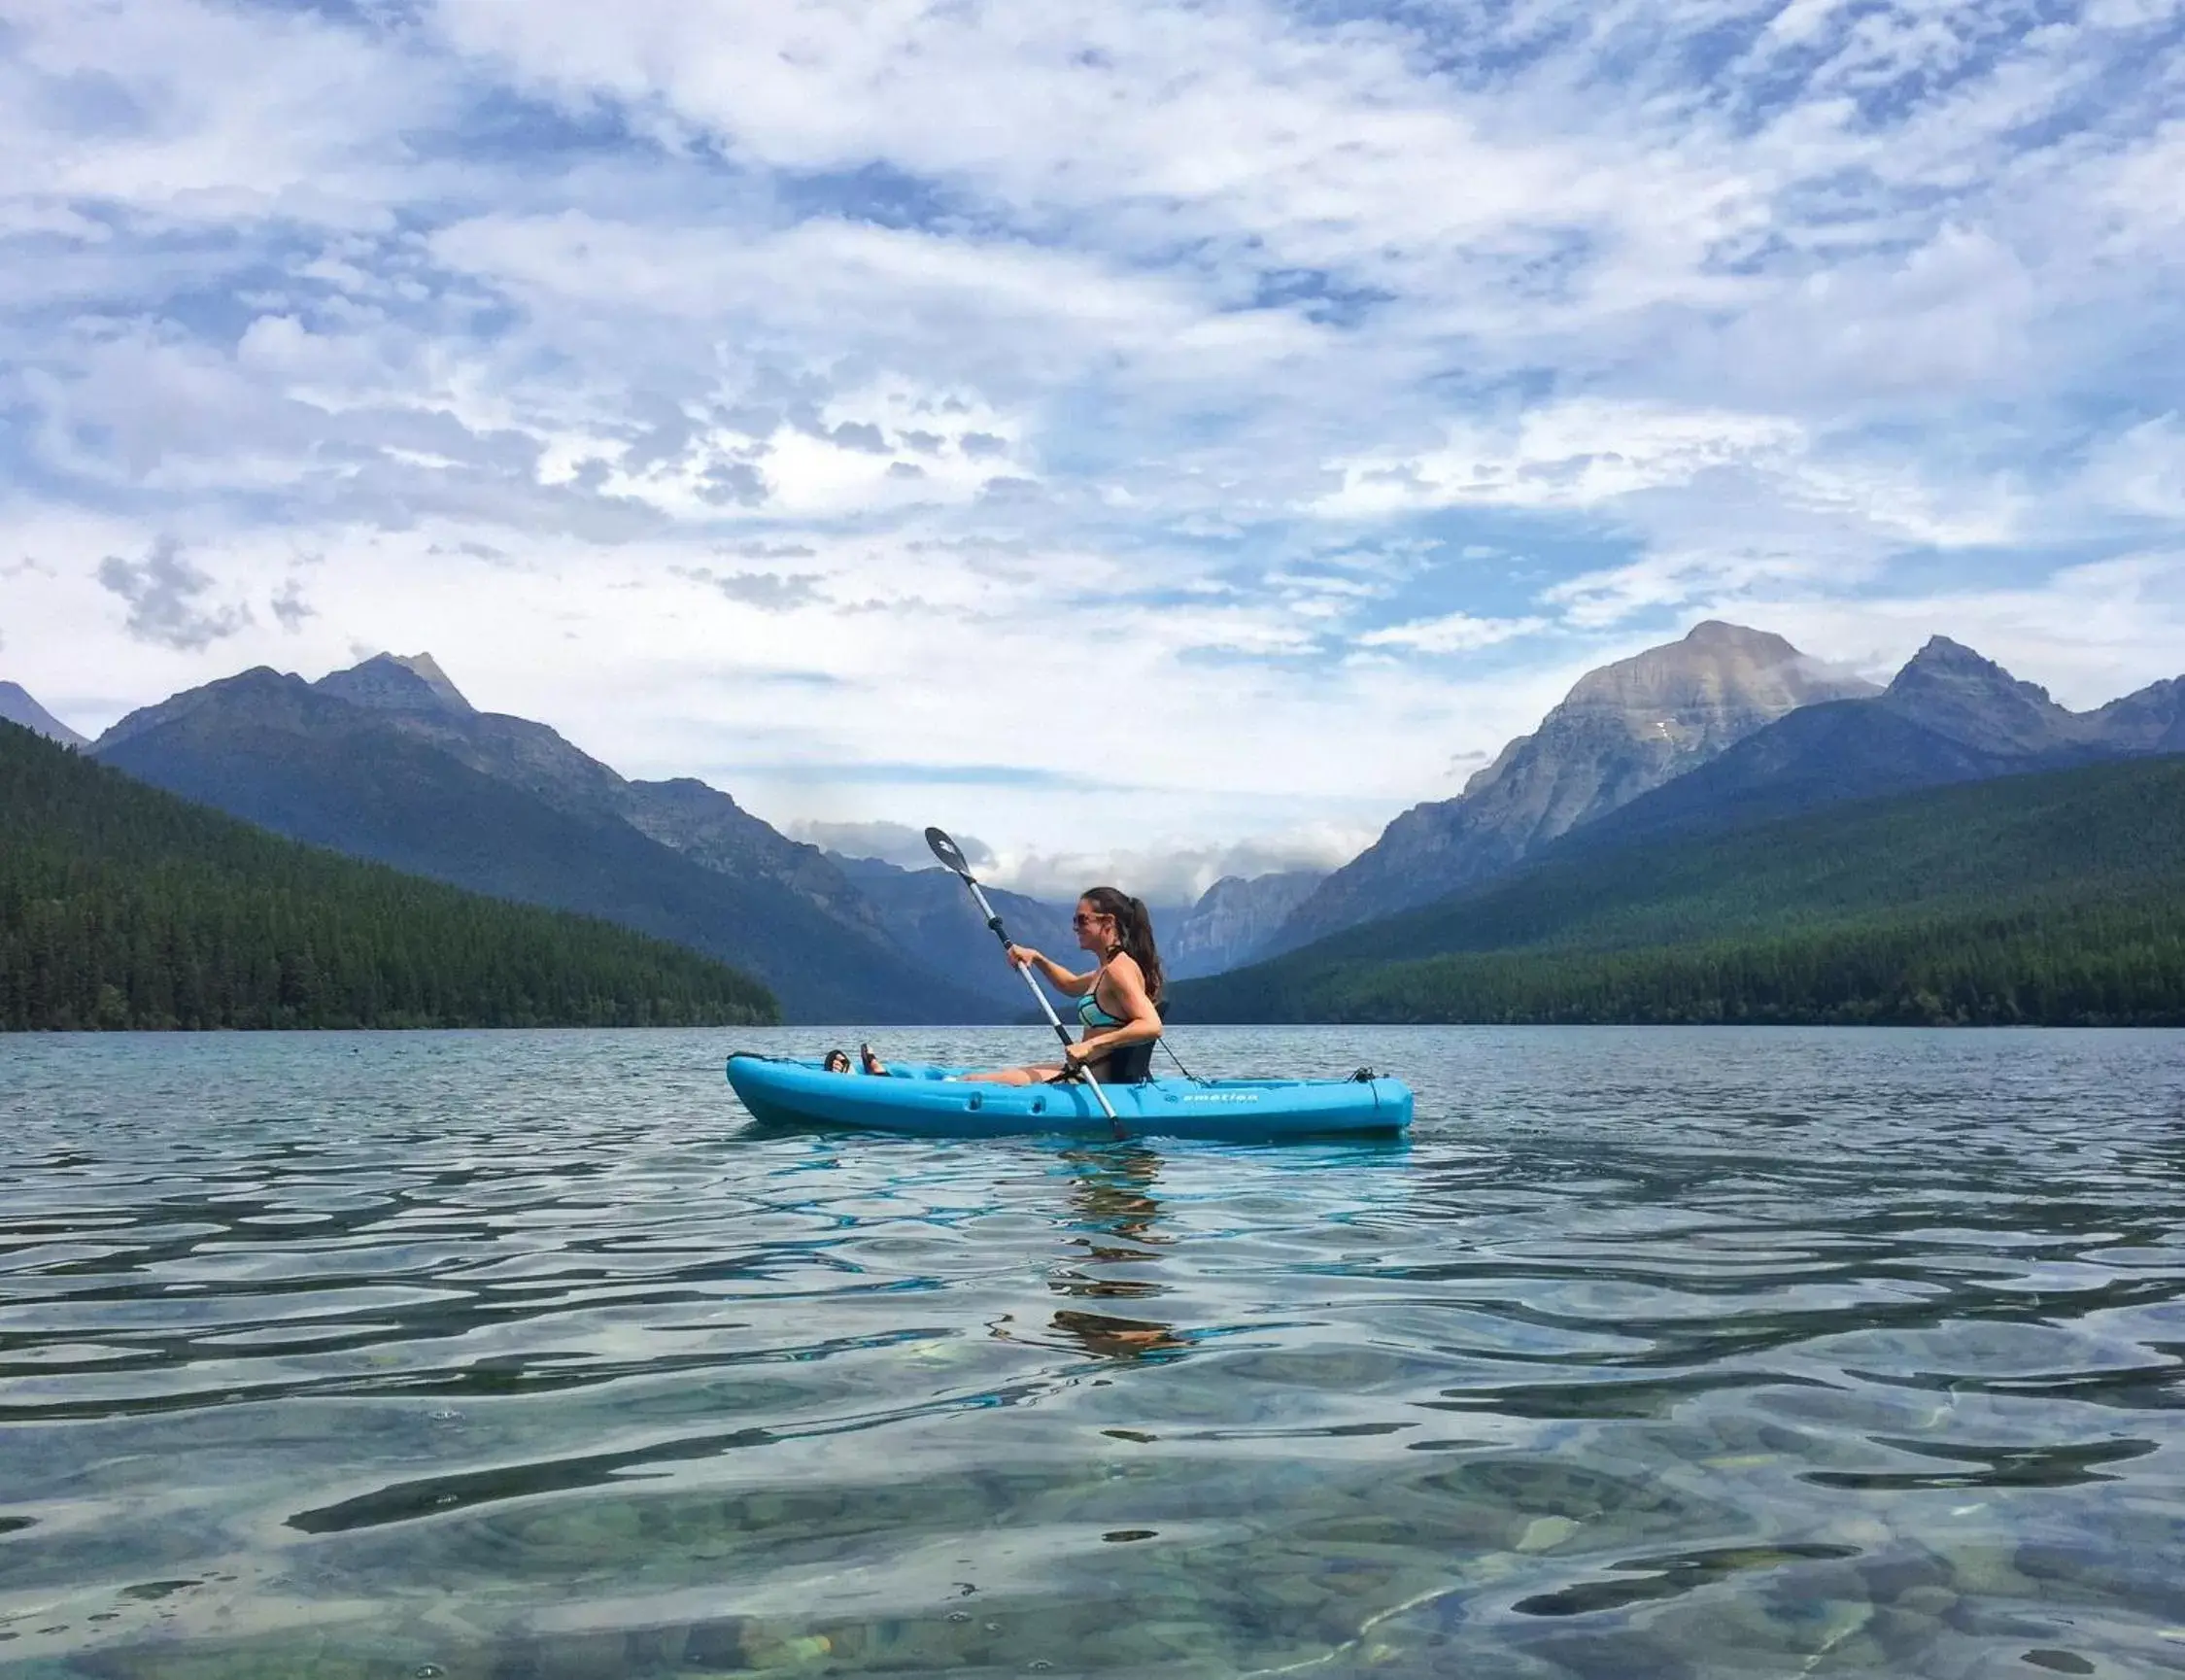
top-left (3, 0), bottom-right (2183, 901)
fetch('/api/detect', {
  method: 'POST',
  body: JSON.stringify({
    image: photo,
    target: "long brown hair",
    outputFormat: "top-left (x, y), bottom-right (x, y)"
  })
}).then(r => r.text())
top-left (1081, 885), bottom-right (1163, 1006)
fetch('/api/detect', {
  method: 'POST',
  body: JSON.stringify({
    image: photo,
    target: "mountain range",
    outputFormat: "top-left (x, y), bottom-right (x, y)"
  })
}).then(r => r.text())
top-left (19, 656), bottom-right (1346, 1013)
top-left (1551, 635), bottom-right (2185, 859)
top-left (3, 716), bottom-right (775, 1031)
top-left (1164, 870), bottom-right (1327, 979)
top-left (830, 852), bottom-right (1079, 1004)
top-left (89, 656), bottom-right (990, 1024)
top-left (1258, 624), bottom-right (2183, 959)
top-left (13, 618), bottom-right (2180, 1023)
top-left (1171, 752), bottom-right (2185, 1027)
top-left (1265, 622), bottom-right (1880, 953)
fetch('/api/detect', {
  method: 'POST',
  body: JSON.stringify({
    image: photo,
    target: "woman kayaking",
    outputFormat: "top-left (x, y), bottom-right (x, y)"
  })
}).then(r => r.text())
top-left (973, 887), bottom-right (1164, 1084)
top-left (848, 887), bottom-right (1165, 1085)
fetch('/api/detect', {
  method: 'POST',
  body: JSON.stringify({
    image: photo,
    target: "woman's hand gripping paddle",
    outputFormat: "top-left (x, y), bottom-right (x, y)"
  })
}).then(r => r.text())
top-left (925, 827), bottom-right (1127, 1141)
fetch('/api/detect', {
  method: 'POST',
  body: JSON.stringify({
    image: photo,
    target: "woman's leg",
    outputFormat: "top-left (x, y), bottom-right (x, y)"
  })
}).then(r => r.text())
top-left (959, 1065), bottom-right (1064, 1085)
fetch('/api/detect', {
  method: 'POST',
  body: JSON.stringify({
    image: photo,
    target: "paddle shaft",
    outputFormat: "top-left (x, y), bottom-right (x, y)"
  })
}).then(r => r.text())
top-left (955, 874), bottom-right (1123, 1133)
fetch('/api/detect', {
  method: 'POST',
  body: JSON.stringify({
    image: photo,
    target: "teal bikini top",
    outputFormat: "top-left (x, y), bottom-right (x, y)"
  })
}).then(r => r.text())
top-left (1076, 969), bottom-right (1127, 1030)
top-left (1076, 990), bottom-right (1126, 1029)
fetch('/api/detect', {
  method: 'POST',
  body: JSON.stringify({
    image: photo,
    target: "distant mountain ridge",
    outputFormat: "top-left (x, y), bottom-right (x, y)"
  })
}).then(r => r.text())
top-left (1176, 629), bottom-right (2185, 1023)
top-left (1561, 634), bottom-right (2185, 857)
top-left (301, 655), bottom-right (889, 932)
top-left (1166, 870), bottom-right (1327, 980)
top-left (824, 854), bottom-right (1316, 1002)
top-left (1171, 754), bottom-right (2185, 1028)
top-left (66, 625), bottom-right (2185, 1014)
top-left (1268, 622), bottom-right (1880, 953)
top-left (829, 853), bottom-right (1079, 1012)
top-left (90, 657), bottom-right (990, 1024)
top-left (317, 651), bottom-right (474, 716)
top-left (1880, 635), bottom-right (2078, 755)
top-left (0, 682), bottom-right (87, 749)
top-left (4, 718), bottom-right (776, 1031)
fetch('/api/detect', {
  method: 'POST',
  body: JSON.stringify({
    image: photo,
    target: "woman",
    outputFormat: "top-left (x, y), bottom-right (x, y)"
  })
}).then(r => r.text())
top-left (965, 886), bottom-right (1164, 1085)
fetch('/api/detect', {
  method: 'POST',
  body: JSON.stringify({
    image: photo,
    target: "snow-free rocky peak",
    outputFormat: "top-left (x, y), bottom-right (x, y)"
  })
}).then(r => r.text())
top-left (1875, 635), bottom-right (2084, 757)
top-left (315, 652), bottom-right (475, 716)
top-left (2091, 676), bottom-right (2185, 752)
top-left (1547, 619), bottom-right (1867, 739)
top-left (1458, 620), bottom-right (1880, 812)
top-left (1268, 621), bottom-right (1881, 953)
top-left (1166, 870), bottom-right (1329, 980)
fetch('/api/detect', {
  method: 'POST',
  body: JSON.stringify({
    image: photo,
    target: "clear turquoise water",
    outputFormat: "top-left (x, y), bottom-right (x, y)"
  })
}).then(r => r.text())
top-left (3, 1026), bottom-right (2183, 1679)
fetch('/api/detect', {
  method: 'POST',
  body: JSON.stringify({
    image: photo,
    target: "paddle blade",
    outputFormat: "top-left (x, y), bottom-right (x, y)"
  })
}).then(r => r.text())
top-left (924, 826), bottom-right (973, 877)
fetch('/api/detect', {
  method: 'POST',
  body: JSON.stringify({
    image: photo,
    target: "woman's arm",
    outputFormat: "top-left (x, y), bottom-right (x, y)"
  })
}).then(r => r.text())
top-left (1006, 944), bottom-right (1094, 996)
top-left (1065, 954), bottom-right (1162, 1063)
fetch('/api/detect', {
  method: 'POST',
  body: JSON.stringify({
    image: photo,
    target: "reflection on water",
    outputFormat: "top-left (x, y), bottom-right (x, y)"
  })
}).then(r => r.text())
top-left (1044, 1148), bottom-right (1194, 1359)
top-left (1, 1024), bottom-right (2183, 1678)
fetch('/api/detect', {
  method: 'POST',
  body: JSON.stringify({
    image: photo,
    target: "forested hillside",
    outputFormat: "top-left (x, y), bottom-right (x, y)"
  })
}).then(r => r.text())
top-left (1, 722), bottom-right (778, 1030)
top-left (1174, 756), bottom-right (2185, 1026)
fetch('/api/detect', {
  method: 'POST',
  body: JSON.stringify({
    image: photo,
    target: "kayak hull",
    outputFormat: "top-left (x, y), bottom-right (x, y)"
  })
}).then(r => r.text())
top-left (725, 1054), bottom-right (1412, 1142)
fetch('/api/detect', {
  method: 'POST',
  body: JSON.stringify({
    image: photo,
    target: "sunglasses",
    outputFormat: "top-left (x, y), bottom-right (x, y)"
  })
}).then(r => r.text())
top-left (1072, 911), bottom-right (1113, 928)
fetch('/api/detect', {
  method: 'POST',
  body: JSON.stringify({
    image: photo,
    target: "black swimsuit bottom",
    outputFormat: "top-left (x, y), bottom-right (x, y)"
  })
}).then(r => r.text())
top-left (1086, 1040), bottom-right (1156, 1084)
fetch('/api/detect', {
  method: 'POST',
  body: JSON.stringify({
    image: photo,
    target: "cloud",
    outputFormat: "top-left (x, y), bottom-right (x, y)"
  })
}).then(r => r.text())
top-left (787, 819), bottom-right (995, 871)
top-left (2080, 416), bottom-right (2185, 519)
top-left (829, 421), bottom-right (888, 454)
top-left (1358, 612), bottom-right (1550, 655)
top-left (95, 538), bottom-right (253, 651)
top-left (993, 833), bottom-right (1356, 909)
top-left (674, 566), bottom-right (826, 611)
top-left (1318, 402), bottom-right (1810, 519)
top-left (700, 463), bottom-right (769, 507)
top-left (4, 0), bottom-right (2184, 869)
top-left (270, 577), bottom-right (316, 632)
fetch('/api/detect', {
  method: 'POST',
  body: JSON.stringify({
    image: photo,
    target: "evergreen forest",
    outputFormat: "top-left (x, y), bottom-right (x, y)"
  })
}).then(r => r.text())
top-left (1, 722), bottom-right (779, 1030)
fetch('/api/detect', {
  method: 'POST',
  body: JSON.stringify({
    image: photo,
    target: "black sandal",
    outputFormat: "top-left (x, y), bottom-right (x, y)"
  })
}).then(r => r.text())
top-left (859, 1043), bottom-right (889, 1076)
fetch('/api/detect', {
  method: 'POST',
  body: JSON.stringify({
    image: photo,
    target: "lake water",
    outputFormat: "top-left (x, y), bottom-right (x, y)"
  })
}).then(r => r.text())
top-left (3, 1026), bottom-right (2184, 1679)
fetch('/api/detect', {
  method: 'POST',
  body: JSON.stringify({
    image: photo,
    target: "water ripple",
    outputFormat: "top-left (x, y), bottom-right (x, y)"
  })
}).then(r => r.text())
top-left (2, 1025), bottom-right (2183, 1677)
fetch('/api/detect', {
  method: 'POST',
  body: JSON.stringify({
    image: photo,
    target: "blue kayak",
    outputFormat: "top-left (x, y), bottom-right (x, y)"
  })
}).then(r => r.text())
top-left (726, 1053), bottom-right (1413, 1142)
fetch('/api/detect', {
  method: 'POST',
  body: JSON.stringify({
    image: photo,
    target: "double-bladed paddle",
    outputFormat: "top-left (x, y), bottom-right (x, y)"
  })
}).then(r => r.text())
top-left (925, 826), bottom-right (1127, 1141)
